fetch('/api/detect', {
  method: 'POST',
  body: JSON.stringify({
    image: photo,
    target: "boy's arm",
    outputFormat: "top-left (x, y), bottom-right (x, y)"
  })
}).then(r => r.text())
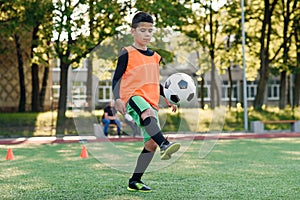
top-left (112, 48), bottom-right (128, 115)
top-left (160, 84), bottom-right (177, 112)
top-left (159, 84), bottom-right (166, 98)
top-left (112, 48), bottom-right (128, 99)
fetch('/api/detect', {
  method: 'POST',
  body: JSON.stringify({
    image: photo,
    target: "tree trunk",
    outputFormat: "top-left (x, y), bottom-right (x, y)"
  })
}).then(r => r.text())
top-left (200, 74), bottom-right (205, 109)
top-left (294, 72), bottom-right (300, 107)
top-left (287, 74), bottom-right (291, 106)
top-left (86, 57), bottom-right (93, 112)
top-left (196, 51), bottom-right (205, 109)
top-left (39, 66), bottom-right (49, 111)
top-left (279, 71), bottom-right (287, 109)
top-left (293, 9), bottom-right (300, 107)
top-left (254, 69), bottom-right (269, 110)
top-left (210, 57), bottom-right (216, 109)
top-left (40, 41), bottom-right (51, 111)
top-left (56, 61), bottom-right (69, 135)
top-left (31, 26), bottom-right (40, 112)
top-left (254, 0), bottom-right (278, 110)
top-left (14, 34), bottom-right (26, 112)
top-left (279, 0), bottom-right (292, 109)
top-left (209, 1), bottom-right (216, 109)
top-left (226, 35), bottom-right (233, 110)
top-left (31, 63), bottom-right (40, 112)
top-left (56, 9), bottom-right (72, 135)
top-left (228, 66), bottom-right (233, 109)
top-left (85, 0), bottom-right (95, 112)
top-left (213, 73), bottom-right (221, 107)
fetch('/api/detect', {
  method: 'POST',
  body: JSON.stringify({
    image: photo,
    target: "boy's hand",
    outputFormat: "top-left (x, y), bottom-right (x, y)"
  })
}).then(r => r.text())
top-left (170, 104), bottom-right (177, 112)
top-left (165, 99), bottom-right (177, 112)
top-left (115, 99), bottom-right (126, 115)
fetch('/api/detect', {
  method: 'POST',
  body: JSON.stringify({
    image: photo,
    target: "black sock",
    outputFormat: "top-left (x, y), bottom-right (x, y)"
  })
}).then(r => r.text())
top-left (130, 148), bottom-right (155, 182)
top-left (143, 117), bottom-right (169, 146)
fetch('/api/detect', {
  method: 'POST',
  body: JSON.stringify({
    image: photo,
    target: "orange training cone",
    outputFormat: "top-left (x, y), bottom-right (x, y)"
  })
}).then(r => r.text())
top-left (80, 145), bottom-right (88, 158)
top-left (6, 148), bottom-right (15, 160)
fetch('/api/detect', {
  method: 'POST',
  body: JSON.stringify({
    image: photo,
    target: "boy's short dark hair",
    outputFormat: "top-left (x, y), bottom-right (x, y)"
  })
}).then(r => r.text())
top-left (132, 12), bottom-right (153, 28)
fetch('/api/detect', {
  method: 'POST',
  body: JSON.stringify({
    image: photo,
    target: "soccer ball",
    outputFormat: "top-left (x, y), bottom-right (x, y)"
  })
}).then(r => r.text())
top-left (163, 73), bottom-right (196, 105)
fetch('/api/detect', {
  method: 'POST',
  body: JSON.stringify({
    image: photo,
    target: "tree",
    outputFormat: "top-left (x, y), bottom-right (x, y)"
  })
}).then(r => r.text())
top-left (0, 0), bottom-right (54, 112)
top-left (25, 0), bottom-right (54, 112)
top-left (221, 0), bottom-right (244, 109)
top-left (180, 1), bottom-right (233, 109)
top-left (248, 0), bottom-right (298, 109)
top-left (14, 34), bottom-right (26, 112)
top-left (293, 8), bottom-right (300, 106)
top-left (277, 0), bottom-right (298, 109)
top-left (52, 0), bottom-right (127, 134)
top-left (253, 0), bottom-right (279, 110)
top-left (0, 0), bottom-right (28, 112)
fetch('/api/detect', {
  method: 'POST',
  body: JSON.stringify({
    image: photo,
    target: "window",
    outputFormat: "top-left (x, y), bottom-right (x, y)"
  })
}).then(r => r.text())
top-left (221, 80), bottom-right (238, 101)
top-left (267, 80), bottom-right (280, 100)
top-left (98, 80), bottom-right (113, 102)
top-left (71, 81), bottom-right (87, 107)
top-left (197, 80), bottom-right (210, 101)
top-left (72, 81), bottom-right (86, 96)
top-left (246, 81), bottom-right (257, 100)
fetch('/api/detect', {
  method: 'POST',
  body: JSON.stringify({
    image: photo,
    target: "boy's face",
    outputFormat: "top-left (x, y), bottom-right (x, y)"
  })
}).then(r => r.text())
top-left (131, 22), bottom-right (154, 47)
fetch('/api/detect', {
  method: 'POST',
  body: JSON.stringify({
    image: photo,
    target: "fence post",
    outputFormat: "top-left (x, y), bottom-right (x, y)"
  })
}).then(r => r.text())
top-left (292, 121), bottom-right (300, 132)
top-left (250, 121), bottom-right (264, 133)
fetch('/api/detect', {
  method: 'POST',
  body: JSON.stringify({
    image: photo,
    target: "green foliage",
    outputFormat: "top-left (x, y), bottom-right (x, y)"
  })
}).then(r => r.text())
top-left (135, 0), bottom-right (193, 29)
top-left (1, 0), bottom-right (299, 122)
top-left (151, 47), bottom-right (174, 66)
top-left (52, 0), bottom-right (127, 66)
top-left (0, 113), bottom-right (38, 137)
top-left (160, 112), bottom-right (190, 132)
top-left (0, 112), bottom-right (76, 137)
top-left (0, 107), bottom-right (299, 137)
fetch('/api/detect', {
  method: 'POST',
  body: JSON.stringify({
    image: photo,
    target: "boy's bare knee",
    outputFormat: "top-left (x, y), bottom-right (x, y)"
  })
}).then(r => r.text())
top-left (144, 139), bottom-right (157, 152)
top-left (141, 108), bottom-right (155, 120)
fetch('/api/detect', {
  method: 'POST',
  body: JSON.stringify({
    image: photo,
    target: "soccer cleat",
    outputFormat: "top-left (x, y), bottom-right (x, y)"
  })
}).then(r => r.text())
top-left (127, 180), bottom-right (152, 192)
top-left (160, 142), bottom-right (181, 160)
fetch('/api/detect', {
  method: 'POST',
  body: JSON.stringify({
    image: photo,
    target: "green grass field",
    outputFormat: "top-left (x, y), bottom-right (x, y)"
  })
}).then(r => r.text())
top-left (1, 138), bottom-right (300, 199)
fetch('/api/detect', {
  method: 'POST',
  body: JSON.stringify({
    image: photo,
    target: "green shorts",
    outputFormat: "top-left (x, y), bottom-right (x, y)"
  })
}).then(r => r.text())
top-left (126, 96), bottom-right (160, 143)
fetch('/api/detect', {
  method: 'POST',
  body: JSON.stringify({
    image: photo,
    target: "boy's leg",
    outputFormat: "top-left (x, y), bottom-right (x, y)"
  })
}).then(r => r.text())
top-left (127, 96), bottom-right (180, 159)
top-left (127, 96), bottom-right (166, 145)
top-left (142, 114), bottom-right (180, 160)
top-left (126, 96), bottom-right (180, 191)
top-left (128, 140), bottom-right (156, 192)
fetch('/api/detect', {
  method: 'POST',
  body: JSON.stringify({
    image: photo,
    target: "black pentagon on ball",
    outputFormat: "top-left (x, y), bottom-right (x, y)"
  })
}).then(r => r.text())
top-left (170, 95), bottom-right (180, 103)
top-left (165, 80), bottom-right (171, 89)
top-left (178, 80), bottom-right (188, 89)
top-left (187, 93), bottom-right (194, 101)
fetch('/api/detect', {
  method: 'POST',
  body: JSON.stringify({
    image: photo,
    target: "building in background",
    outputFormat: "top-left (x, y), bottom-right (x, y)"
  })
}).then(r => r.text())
top-left (51, 58), bottom-right (282, 109)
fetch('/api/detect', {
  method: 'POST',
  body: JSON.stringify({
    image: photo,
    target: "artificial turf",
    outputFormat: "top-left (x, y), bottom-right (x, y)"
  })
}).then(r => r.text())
top-left (1, 138), bottom-right (299, 199)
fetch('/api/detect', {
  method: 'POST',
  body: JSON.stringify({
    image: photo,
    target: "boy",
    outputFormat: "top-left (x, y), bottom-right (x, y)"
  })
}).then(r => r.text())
top-left (112, 11), bottom-right (180, 192)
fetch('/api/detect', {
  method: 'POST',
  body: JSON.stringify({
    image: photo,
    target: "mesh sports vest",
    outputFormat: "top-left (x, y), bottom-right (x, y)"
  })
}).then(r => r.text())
top-left (120, 46), bottom-right (161, 109)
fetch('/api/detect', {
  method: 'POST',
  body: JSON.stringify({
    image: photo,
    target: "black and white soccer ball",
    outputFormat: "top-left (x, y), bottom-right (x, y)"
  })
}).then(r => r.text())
top-left (163, 73), bottom-right (196, 105)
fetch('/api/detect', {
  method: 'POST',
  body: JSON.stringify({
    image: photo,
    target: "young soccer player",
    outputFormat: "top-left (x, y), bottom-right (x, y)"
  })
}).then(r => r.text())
top-left (112, 11), bottom-right (180, 192)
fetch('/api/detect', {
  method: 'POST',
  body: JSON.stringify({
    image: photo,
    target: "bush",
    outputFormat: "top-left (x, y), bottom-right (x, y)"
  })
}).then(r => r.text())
top-left (0, 106), bottom-right (299, 137)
